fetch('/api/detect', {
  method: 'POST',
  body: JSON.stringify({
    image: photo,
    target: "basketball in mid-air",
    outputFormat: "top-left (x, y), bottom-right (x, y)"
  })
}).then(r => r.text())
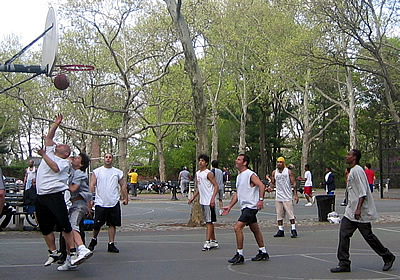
top-left (54, 73), bottom-right (70, 90)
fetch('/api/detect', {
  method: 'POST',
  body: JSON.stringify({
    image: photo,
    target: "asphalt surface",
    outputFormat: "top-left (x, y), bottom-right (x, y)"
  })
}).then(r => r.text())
top-left (1, 190), bottom-right (400, 280)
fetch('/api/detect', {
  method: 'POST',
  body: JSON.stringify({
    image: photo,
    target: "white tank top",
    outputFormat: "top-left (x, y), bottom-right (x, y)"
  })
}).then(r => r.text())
top-left (275, 167), bottom-right (293, 202)
top-left (196, 169), bottom-right (214, 205)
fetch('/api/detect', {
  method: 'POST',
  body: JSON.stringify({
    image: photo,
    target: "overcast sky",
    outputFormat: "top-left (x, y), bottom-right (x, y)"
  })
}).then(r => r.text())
top-left (0, 0), bottom-right (61, 47)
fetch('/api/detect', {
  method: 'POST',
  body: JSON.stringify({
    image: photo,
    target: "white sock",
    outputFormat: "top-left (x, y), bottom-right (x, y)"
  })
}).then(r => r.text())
top-left (278, 226), bottom-right (284, 231)
top-left (237, 249), bottom-right (244, 255)
top-left (260, 247), bottom-right (267, 253)
top-left (78, 245), bottom-right (86, 250)
top-left (291, 224), bottom-right (296, 230)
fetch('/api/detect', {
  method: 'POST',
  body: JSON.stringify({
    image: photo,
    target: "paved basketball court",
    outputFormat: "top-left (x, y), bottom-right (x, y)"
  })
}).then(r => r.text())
top-left (1, 192), bottom-right (400, 280)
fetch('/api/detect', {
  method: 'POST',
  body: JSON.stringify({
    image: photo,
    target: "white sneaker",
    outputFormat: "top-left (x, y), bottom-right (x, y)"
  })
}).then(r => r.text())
top-left (71, 247), bottom-right (93, 266)
top-left (210, 240), bottom-right (219, 249)
top-left (57, 259), bottom-right (77, 271)
top-left (305, 202), bottom-right (313, 207)
top-left (202, 241), bottom-right (211, 251)
top-left (218, 209), bottom-right (224, 216)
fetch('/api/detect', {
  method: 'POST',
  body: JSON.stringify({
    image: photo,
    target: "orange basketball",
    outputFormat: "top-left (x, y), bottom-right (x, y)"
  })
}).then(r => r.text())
top-left (54, 73), bottom-right (70, 90)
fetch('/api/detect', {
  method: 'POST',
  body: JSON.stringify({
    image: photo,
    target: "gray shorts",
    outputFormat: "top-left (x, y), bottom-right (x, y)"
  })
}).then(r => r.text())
top-left (217, 188), bottom-right (224, 200)
top-left (201, 205), bottom-right (216, 223)
top-left (69, 200), bottom-right (87, 232)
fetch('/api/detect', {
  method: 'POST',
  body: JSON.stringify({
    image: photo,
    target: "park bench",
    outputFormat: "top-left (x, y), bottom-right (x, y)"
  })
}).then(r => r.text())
top-left (4, 192), bottom-right (37, 229)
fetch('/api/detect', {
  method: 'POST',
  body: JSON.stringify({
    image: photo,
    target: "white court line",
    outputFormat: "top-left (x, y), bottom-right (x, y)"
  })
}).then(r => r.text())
top-left (376, 227), bottom-right (400, 233)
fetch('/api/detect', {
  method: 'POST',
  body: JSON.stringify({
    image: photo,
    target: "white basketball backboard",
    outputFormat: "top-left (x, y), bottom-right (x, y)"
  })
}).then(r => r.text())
top-left (41, 7), bottom-right (58, 76)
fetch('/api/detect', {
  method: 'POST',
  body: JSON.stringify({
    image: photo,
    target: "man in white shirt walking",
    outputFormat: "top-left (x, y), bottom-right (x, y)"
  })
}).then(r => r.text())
top-left (88, 153), bottom-right (129, 253)
top-left (222, 154), bottom-right (269, 265)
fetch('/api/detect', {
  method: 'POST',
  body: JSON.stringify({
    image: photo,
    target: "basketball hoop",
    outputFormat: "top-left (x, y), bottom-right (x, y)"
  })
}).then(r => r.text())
top-left (55, 64), bottom-right (95, 72)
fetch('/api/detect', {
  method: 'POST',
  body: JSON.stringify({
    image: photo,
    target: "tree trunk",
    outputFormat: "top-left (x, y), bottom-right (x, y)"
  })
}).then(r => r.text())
top-left (165, 0), bottom-right (208, 226)
top-left (345, 66), bottom-right (357, 149)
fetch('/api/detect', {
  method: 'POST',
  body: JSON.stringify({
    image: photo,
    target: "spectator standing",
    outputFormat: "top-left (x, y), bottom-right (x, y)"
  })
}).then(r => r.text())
top-left (268, 156), bottom-right (299, 238)
top-left (23, 178), bottom-right (38, 225)
top-left (223, 154), bottom-right (269, 265)
top-left (178, 166), bottom-right (191, 197)
top-left (223, 167), bottom-right (230, 183)
top-left (211, 160), bottom-right (225, 215)
top-left (297, 164), bottom-right (314, 207)
top-left (331, 149), bottom-right (395, 273)
top-left (364, 163), bottom-right (376, 193)
top-left (322, 167), bottom-right (336, 194)
top-left (35, 114), bottom-right (76, 270)
top-left (188, 154), bottom-right (219, 251)
top-left (23, 159), bottom-right (37, 191)
top-left (128, 169), bottom-right (138, 197)
top-left (88, 153), bottom-right (129, 253)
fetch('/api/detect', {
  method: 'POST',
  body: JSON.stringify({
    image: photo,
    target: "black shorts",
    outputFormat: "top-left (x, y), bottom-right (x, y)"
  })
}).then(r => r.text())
top-left (35, 192), bottom-right (72, 235)
top-left (93, 202), bottom-right (121, 230)
top-left (238, 208), bottom-right (258, 225)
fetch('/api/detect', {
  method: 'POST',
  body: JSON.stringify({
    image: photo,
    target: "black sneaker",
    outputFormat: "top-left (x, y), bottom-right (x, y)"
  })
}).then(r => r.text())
top-left (383, 255), bottom-right (395, 271)
top-left (108, 242), bottom-right (119, 253)
top-left (251, 250), bottom-right (269, 261)
top-left (273, 230), bottom-right (284, 237)
top-left (88, 238), bottom-right (97, 251)
top-left (44, 250), bottom-right (62, 266)
top-left (228, 252), bottom-right (244, 265)
top-left (291, 229), bottom-right (298, 238)
top-left (330, 265), bottom-right (350, 273)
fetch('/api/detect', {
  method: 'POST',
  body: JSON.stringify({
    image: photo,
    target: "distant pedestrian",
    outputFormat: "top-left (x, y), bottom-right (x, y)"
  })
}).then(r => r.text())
top-left (364, 163), bottom-right (376, 193)
top-left (296, 164), bottom-right (314, 207)
top-left (23, 160), bottom-right (37, 191)
top-left (128, 169), bottom-right (138, 197)
top-left (322, 167), bottom-right (336, 194)
top-left (0, 167), bottom-right (5, 216)
top-left (268, 156), bottom-right (299, 238)
top-left (331, 149), bottom-right (395, 273)
top-left (222, 154), bottom-right (269, 265)
top-left (178, 166), bottom-right (191, 197)
top-left (88, 153), bottom-right (129, 253)
top-left (188, 154), bottom-right (219, 251)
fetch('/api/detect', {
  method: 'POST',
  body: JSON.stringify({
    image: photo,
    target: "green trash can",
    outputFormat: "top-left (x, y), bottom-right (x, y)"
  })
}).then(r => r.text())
top-left (316, 195), bottom-right (335, 222)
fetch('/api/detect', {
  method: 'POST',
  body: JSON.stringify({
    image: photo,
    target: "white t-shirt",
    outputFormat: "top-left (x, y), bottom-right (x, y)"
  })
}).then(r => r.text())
top-left (196, 169), bottom-right (214, 206)
top-left (236, 169), bottom-right (259, 210)
top-left (93, 166), bottom-right (123, 207)
top-left (274, 167), bottom-right (293, 202)
top-left (304, 170), bottom-right (312, 187)
top-left (36, 146), bottom-right (70, 195)
top-left (344, 165), bottom-right (378, 222)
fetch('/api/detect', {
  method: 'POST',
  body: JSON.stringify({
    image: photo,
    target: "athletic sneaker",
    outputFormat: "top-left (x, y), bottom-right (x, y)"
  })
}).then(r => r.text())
top-left (107, 242), bottom-right (119, 253)
top-left (210, 240), bottom-right (219, 249)
top-left (44, 250), bottom-right (62, 266)
top-left (291, 229), bottom-right (298, 238)
top-left (228, 252), bottom-right (244, 265)
top-left (57, 259), bottom-right (77, 271)
top-left (202, 241), bottom-right (211, 251)
top-left (305, 202), bottom-right (313, 207)
top-left (71, 247), bottom-right (93, 266)
top-left (251, 250), bottom-right (269, 261)
top-left (88, 238), bottom-right (97, 251)
top-left (273, 230), bottom-right (285, 237)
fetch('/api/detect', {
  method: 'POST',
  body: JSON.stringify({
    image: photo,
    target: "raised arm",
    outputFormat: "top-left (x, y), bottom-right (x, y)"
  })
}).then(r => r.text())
top-left (45, 114), bottom-right (63, 147)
